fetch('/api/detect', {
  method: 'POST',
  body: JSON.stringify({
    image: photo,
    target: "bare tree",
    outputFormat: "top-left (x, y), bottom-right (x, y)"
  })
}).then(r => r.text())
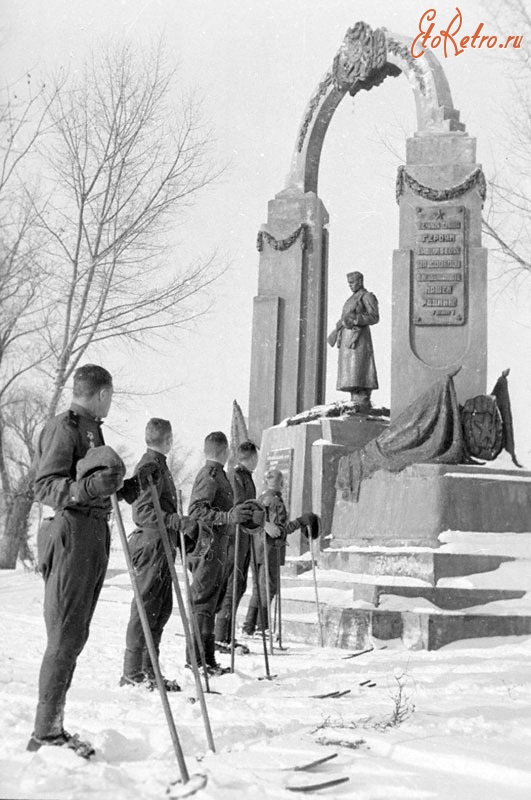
top-left (0, 80), bottom-right (55, 567)
top-left (481, 2), bottom-right (531, 284)
top-left (0, 41), bottom-right (222, 567)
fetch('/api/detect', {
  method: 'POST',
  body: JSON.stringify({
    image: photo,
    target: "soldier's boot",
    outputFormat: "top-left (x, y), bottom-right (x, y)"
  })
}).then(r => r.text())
top-left (141, 646), bottom-right (181, 693)
top-left (242, 603), bottom-right (258, 637)
top-left (120, 648), bottom-right (144, 686)
top-left (186, 612), bottom-right (208, 669)
top-left (214, 612), bottom-right (232, 652)
top-left (204, 635), bottom-right (230, 676)
top-left (28, 701), bottom-right (95, 759)
top-left (27, 730), bottom-right (95, 759)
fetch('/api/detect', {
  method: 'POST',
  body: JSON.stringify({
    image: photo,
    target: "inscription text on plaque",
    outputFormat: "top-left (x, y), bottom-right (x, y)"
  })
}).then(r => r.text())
top-left (412, 206), bottom-right (467, 326)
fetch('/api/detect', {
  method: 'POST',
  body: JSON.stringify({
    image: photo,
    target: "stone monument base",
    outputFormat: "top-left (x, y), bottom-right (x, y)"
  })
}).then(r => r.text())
top-left (255, 414), bottom-right (388, 554)
top-left (331, 463), bottom-right (531, 547)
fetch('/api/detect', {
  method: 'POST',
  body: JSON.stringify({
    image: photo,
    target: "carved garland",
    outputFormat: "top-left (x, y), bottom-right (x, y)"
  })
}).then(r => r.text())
top-left (297, 22), bottom-right (389, 153)
top-left (297, 73), bottom-right (333, 153)
top-left (395, 165), bottom-right (487, 206)
top-left (386, 38), bottom-right (426, 95)
top-left (256, 223), bottom-right (309, 253)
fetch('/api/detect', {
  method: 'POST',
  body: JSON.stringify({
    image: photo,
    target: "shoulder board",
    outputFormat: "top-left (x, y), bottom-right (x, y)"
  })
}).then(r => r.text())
top-left (67, 410), bottom-right (80, 428)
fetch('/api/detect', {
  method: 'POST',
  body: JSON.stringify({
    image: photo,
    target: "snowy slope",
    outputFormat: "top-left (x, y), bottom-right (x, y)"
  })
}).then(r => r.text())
top-left (2, 550), bottom-right (531, 800)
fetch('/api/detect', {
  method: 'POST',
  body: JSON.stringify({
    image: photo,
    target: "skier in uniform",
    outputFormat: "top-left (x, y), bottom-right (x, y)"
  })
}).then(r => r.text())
top-left (187, 431), bottom-right (258, 675)
top-left (243, 468), bottom-right (319, 636)
top-left (214, 440), bottom-right (259, 654)
top-left (28, 364), bottom-right (156, 757)
top-left (120, 418), bottom-right (198, 691)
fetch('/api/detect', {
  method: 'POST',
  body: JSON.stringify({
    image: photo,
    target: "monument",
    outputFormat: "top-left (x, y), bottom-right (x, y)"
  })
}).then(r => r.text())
top-left (244, 22), bottom-right (531, 650)
top-left (327, 271), bottom-right (379, 409)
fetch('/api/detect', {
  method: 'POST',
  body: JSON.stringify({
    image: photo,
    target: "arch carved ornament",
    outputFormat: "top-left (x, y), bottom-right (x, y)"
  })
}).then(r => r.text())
top-left (287, 22), bottom-right (466, 195)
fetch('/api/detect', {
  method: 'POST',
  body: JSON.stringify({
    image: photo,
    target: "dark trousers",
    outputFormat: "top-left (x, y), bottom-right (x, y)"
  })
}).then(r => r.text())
top-left (187, 528), bottom-right (228, 665)
top-left (214, 529), bottom-right (251, 643)
top-left (34, 510), bottom-right (109, 738)
top-left (244, 543), bottom-right (280, 633)
top-left (123, 530), bottom-right (173, 678)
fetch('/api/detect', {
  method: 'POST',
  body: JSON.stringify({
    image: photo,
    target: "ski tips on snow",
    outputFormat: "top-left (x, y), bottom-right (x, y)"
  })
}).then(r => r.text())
top-left (286, 776), bottom-right (350, 793)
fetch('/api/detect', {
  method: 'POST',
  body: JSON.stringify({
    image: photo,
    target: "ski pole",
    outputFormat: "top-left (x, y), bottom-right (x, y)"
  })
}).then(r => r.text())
top-left (147, 478), bottom-right (215, 753)
top-left (309, 533), bottom-right (324, 647)
top-left (230, 523), bottom-right (241, 673)
top-left (249, 534), bottom-right (271, 679)
top-left (262, 527), bottom-right (274, 655)
top-left (111, 495), bottom-right (190, 783)
top-left (276, 551), bottom-right (283, 649)
top-left (176, 491), bottom-right (212, 693)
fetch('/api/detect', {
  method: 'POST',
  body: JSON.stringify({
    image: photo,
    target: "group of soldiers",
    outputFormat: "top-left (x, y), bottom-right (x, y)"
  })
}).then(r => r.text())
top-left (27, 363), bottom-right (318, 758)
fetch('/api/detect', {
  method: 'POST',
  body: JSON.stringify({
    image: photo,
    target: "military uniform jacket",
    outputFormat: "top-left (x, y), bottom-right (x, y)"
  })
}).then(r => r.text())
top-left (132, 449), bottom-right (178, 535)
top-left (188, 460), bottom-right (233, 533)
top-left (227, 464), bottom-right (256, 505)
top-left (33, 403), bottom-right (109, 514)
top-left (253, 488), bottom-right (300, 565)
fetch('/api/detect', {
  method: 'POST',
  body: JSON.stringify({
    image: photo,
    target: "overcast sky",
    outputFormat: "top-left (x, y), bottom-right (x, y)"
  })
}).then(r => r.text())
top-left (2, 0), bottom-right (529, 474)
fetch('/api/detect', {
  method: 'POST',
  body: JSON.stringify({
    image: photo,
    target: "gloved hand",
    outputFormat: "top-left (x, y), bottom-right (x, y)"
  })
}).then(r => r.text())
top-left (240, 501), bottom-right (265, 529)
top-left (226, 503), bottom-right (253, 525)
top-left (165, 512), bottom-right (182, 532)
top-left (137, 462), bottom-right (161, 489)
top-left (77, 466), bottom-right (125, 501)
top-left (181, 517), bottom-right (199, 552)
top-left (264, 520), bottom-right (281, 539)
top-left (250, 506), bottom-right (266, 527)
top-left (119, 477), bottom-right (140, 505)
top-left (298, 512), bottom-right (320, 539)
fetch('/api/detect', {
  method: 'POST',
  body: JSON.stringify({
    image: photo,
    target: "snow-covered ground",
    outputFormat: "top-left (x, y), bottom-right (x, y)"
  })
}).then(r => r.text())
top-left (2, 546), bottom-right (531, 800)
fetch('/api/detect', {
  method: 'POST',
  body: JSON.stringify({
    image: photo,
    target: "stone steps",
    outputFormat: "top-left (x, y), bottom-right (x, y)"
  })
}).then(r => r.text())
top-left (236, 540), bottom-right (531, 650)
top-left (237, 594), bottom-right (531, 651)
top-left (350, 582), bottom-right (527, 610)
top-left (319, 548), bottom-right (516, 585)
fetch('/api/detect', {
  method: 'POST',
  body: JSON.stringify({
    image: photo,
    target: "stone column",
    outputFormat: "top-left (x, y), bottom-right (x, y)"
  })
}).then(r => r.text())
top-left (391, 132), bottom-right (488, 419)
top-left (248, 187), bottom-right (329, 444)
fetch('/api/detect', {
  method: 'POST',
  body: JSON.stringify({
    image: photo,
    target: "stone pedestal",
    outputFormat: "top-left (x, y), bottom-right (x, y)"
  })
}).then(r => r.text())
top-left (256, 415), bottom-right (388, 554)
top-left (391, 133), bottom-right (488, 420)
top-left (330, 464), bottom-right (531, 548)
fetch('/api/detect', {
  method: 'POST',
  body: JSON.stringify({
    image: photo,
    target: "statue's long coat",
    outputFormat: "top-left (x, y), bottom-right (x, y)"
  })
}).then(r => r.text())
top-left (335, 289), bottom-right (379, 392)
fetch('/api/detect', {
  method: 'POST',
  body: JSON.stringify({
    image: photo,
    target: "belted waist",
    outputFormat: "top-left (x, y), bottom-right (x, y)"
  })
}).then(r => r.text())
top-left (66, 505), bottom-right (111, 521)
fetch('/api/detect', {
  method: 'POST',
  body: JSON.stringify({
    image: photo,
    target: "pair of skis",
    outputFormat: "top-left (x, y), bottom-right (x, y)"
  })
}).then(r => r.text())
top-left (284, 752), bottom-right (349, 793)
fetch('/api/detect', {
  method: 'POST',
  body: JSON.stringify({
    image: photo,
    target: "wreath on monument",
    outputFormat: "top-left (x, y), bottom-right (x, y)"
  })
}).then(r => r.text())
top-left (395, 165), bottom-right (487, 207)
top-left (256, 223), bottom-right (309, 253)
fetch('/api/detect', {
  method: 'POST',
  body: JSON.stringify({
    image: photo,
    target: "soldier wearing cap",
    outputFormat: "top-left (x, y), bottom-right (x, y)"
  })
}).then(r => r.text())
top-left (186, 431), bottom-right (257, 675)
top-left (214, 440), bottom-right (259, 654)
top-left (120, 418), bottom-right (198, 692)
top-left (327, 271), bottom-right (379, 409)
top-left (28, 364), bottom-right (155, 758)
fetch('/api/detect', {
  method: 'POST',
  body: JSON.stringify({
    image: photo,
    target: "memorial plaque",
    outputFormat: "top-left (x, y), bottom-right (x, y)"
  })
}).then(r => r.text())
top-left (264, 447), bottom-right (294, 513)
top-left (412, 206), bottom-right (467, 326)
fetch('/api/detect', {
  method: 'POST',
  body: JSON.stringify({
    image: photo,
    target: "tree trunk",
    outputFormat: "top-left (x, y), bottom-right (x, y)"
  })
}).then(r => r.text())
top-left (0, 470), bottom-right (35, 569)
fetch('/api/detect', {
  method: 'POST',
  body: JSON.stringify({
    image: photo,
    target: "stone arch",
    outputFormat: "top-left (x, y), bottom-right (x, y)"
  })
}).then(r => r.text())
top-left (248, 22), bottom-right (486, 445)
top-left (287, 23), bottom-right (465, 194)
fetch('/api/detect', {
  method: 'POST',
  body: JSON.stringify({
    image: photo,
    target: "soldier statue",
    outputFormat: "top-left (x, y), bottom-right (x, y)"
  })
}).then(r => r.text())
top-left (327, 271), bottom-right (379, 409)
